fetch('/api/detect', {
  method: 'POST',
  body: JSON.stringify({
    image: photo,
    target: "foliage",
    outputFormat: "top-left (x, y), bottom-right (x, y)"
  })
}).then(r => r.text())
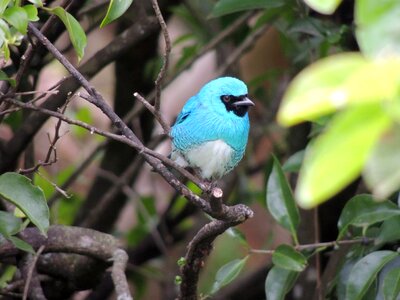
top-left (1, 0), bottom-right (400, 299)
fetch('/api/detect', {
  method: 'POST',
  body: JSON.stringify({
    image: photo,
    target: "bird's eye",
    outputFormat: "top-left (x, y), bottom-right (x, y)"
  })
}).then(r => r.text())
top-left (222, 95), bottom-right (230, 103)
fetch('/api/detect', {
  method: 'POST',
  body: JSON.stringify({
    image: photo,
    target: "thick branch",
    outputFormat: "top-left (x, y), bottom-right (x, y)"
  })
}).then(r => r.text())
top-left (179, 204), bottom-right (254, 300)
top-left (0, 226), bottom-right (132, 299)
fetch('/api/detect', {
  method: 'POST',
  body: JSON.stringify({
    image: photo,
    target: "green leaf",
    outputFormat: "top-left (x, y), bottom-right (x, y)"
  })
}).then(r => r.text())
top-left (272, 244), bottom-right (307, 272)
top-left (279, 55), bottom-right (400, 127)
top-left (28, 0), bottom-right (43, 7)
top-left (48, 7), bottom-right (87, 61)
top-left (0, 0), bottom-right (10, 14)
top-left (211, 0), bottom-right (285, 17)
top-left (282, 150), bottom-right (305, 173)
top-left (296, 104), bottom-right (392, 208)
top-left (8, 236), bottom-right (35, 254)
top-left (3, 6), bottom-right (28, 34)
top-left (355, 0), bottom-right (400, 57)
top-left (0, 173), bottom-right (49, 235)
top-left (376, 216), bottom-right (400, 244)
top-left (0, 69), bottom-right (15, 87)
top-left (23, 4), bottom-right (39, 21)
top-left (1, 42), bottom-right (10, 60)
top-left (364, 127), bottom-right (400, 199)
top-left (265, 266), bottom-right (299, 300)
top-left (211, 256), bottom-right (248, 294)
top-left (100, 0), bottom-right (134, 28)
top-left (266, 156), bottom-right (300, 243)
top-left (383, 267), bottom-right (400, 300)
top-left (0, 211), bottom-right (22, 237)
top-left (303, 0), bottom-right (343, 14)
top-left (346, 251), bottom-right (398, 300)
top-left (337, 194), bottom-right (400, 240)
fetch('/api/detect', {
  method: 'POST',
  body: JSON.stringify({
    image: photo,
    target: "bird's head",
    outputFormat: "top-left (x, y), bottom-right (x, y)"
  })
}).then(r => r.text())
top-left (199, 77), bottom-right (255, 117)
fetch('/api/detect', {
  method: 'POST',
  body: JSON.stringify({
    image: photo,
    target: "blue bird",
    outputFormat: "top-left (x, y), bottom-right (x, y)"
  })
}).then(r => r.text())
top-left (170, 77), bottom-right (254, 180)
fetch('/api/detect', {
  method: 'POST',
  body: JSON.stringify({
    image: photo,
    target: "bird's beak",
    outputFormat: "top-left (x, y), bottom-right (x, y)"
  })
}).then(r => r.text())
top-left (233, 97), bottom-right (255, 107)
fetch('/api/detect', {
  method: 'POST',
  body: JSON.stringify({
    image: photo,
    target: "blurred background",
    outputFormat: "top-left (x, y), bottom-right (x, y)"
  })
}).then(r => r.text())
top-left (0, 0), bottom-right (359, 299)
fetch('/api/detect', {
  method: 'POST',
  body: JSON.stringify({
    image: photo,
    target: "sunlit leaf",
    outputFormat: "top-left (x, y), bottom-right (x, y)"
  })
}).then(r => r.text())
top-left (383, 267), bottom-right (400, 300)
top-left (296, 104), bottom-right (392, 208)
top-left (278, 53), bottom-right (367, 126)
top-left (266, 156), bottom-right (300, 243)
top-left (211, 256), bottom-right (248, 294)
top-left (279, 54), bottom-right (400, 127)
top-left (0, 172), bottom-right (49, 235)
top-left (355, 0), bottom-right (400, 57)
top-left (48, 7), bottom-right (87, 61)
top-left (337, 195), bottom-right (400, 240)
top-left (0, 0), bottom-right (10, 14)
top-left (211, 0), bottom-right (285, 17)
top-left (364, 127), bottom-right (400, 199)
top-left (3, 6), bottom-right (28, 34)
top-left (23, 4), bottom-right (39, 21)
top-left (272, 244), bottom-right (307, 272)
top-left (100, 0), bottom-right (134, 28)
top-left (303, 0), bottom-right (343, 14)
top-left (346, 251), bottom-right (398, 300)
top-left (265, 266), bottom-right (299, 300)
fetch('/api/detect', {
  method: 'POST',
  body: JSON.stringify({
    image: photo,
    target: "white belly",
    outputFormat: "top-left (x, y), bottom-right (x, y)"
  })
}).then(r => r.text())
top-left (172, 140), bottom-right (234, 179)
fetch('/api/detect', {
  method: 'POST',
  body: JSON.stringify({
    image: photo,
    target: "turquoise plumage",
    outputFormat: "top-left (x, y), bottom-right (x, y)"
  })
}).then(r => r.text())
top-left (170, 77), bottom-right (254, 179)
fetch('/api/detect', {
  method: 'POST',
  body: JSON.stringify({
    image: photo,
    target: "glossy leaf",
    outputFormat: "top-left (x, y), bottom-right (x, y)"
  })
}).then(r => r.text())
top-left (303, 0), bottom-right (342, 14)
top-left (265, 266), bottom-right (299, 300)
top-left (346, 251), bottom-right (398, 300)
top-left (376, 216), bottom-right (400, 244)
top-left (278, 53), bottom-right (367, 126)
top-left (3, 6), bottom-right (28, 34)
top-left (364, 127), bottom-right (400, 199)
top-left (272, 244), bottom-right (307, 272)
top-left (8, 236), bottom-right (35, 254)
top-left (23, 5), bottom-right (39, 21)
top-left (0, 0), bottom-right (10, 14)
top-left (266, 156), bottom-right (299, 243)
top-left (211, 0), bottom-right (285, 17)
top-left (0, 211), bottom-right (22, 237)
top-left (48, 7), bottom-right (87, 61)
top-left (296, 104), bottom-right (392, 208)
top-left (0, 70), bottom-right (16, 87)
top-left (355, 0), bottom-right (400, 57)
top-left (279, 54), bottom-right (400, 127)
top-left (100, 0), bottom-right (134, 28)
top-left (0, 172), bottom-right (49, 235)
top-left (337, 195), bottom-right (400, 240)
top-left (211, 256), bottom-right (248, 294)
top-left (383, 267), bottom-right (400, 300)
top-left (282, 150), bottom-right (305, 173)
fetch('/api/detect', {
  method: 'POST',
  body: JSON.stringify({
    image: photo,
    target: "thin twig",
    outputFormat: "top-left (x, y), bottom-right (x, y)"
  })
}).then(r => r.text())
top-left (249, 238), bottom-right (374, 255)
top-left (151, 0), bottom-right (171, 112)
top-left (19, 96), bottom-right (70, 174)
top-left (314, 207), bottom-right (322, 300)
top-left (133, 92), bottom-right (171, 134)
top-left (22, 245), bottom-right (46, 300)
top-left (216, 23), bottom-right (270, 76)
top-left (2, 97), bottom-right (206, 191)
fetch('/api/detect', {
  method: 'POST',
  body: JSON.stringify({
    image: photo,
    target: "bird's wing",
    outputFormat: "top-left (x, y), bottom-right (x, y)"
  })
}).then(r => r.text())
top-left (173, 95), bottom-right (200, 126)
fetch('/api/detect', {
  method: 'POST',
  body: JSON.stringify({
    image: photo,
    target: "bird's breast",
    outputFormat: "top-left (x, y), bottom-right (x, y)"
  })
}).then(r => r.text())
top-left (185, 139), bottom-right (235, 179)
